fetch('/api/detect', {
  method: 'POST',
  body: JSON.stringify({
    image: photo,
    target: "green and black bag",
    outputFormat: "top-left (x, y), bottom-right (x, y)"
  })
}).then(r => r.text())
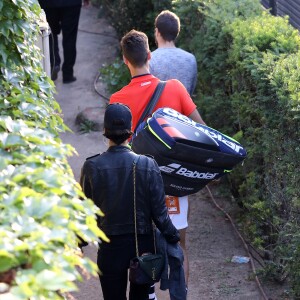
top-left (132, 107), bottom-right (247, 197)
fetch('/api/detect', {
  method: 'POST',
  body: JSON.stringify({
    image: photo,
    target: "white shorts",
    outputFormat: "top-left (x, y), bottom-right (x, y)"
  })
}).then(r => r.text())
top-left (168, 196), bottom-right (188, 230)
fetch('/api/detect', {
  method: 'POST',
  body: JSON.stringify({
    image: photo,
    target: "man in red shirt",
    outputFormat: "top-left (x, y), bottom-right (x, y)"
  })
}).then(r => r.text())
top-left (110, 30), bottom-right (205, 131)
top-left (109, 29), bottom-right (206, 298)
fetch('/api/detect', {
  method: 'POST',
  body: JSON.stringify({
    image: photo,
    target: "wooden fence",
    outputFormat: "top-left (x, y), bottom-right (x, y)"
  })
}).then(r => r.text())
top-left (261, 0), bottom-right (300, 30)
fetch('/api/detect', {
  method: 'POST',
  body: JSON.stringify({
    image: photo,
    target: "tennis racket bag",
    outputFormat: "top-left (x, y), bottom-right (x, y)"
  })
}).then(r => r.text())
top-left (131, 107), bottom-right (247, 197)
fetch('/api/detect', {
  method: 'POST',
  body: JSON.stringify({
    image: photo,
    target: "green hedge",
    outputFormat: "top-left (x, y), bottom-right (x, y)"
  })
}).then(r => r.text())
top-left (174, 0), bottom-right (300, 295)
top-left (228, 15), bottom-right (300, 288)
top-left (95, 0), bottom-right (172, 48)
top-left (0, 1), bottom-right (105, 298)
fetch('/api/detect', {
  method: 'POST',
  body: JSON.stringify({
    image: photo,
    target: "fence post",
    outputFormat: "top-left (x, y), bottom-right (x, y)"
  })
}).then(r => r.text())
top-left (269, 0), bottom-right (277, 15)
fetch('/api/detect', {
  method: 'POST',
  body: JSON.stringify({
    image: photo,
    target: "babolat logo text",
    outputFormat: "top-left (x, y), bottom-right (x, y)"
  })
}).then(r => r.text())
top-left (159, 163), bottom-right (181, 173)
top-left (176, 168), bottom-right (218, 179)
top-left (162, 108), bottom-right (244, 154)
top-left (159, 163), bottom-right (219, 179)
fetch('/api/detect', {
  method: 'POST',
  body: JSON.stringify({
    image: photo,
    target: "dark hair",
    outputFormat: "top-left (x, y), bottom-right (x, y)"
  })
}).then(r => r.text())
top-left (155, 10), bottom-right (180, 42)
top-left (105, 132), bottom-right (132, 145)
top-left (120, 30), bottom-right (149, 67)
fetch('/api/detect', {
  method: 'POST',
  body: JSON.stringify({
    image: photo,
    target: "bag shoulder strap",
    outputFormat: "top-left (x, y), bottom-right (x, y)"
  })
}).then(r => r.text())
top-left (133, 156), bottom-right (140, 256)
top-left (134, 80), bottom-right (166, 133)
top-left (133, 155), bottom-right (157, 256)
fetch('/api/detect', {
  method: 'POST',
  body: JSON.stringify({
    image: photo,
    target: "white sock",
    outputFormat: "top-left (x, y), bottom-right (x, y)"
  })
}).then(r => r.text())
top-left (149, 284), bottom-right (157, 300)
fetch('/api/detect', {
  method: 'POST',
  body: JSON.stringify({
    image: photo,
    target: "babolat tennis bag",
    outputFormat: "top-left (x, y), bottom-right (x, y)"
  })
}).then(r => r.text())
top-left (131, 107), bottom-right (247, 197)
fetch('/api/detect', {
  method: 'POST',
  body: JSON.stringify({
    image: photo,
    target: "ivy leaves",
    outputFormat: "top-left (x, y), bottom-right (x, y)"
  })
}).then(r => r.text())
top-left (0, 1), bottom-right (104, 298)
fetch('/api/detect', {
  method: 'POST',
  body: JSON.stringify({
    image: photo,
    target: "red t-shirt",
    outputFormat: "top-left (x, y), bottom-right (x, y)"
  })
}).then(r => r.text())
top-left (109, 74), bottom-right (197, 131)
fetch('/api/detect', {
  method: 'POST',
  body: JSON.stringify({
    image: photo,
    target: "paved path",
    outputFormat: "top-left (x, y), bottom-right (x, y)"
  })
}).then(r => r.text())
top-left (54, 6), bottom-right (114, 299)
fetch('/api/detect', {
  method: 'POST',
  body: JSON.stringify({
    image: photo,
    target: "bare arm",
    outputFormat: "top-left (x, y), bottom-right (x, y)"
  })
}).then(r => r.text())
top-left (188, 108), bottom-right (206, 126)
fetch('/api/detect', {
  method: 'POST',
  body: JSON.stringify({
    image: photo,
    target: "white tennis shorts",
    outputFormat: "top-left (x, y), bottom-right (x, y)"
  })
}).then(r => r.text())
top-left (168, 195), bottom-right (188, 230)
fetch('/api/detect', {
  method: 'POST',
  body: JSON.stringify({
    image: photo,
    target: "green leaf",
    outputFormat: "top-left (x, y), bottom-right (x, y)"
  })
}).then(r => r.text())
top-left (0, 157), bottom-right (8, 171)
top-left (0, 251), bottom-right (17, 272)
top-left (35, 270), bottom-right (76, 291)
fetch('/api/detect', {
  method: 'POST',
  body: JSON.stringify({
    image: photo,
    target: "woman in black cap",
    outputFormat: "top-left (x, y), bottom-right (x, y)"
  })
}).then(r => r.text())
top-left (80, 103), bottom-right (180, 300)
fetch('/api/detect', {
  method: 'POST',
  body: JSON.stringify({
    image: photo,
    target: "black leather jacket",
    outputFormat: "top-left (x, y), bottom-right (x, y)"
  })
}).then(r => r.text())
top-left (80, 145), bottom-right (179, 244)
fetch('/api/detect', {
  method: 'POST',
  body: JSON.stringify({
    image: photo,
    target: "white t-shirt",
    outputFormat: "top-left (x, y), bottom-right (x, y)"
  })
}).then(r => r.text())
top-left (169, 196), bottom-right (189, 230)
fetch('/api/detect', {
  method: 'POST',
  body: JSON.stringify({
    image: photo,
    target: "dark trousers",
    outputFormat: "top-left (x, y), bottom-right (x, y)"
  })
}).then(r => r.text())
top-left (44, 5), bottom-right (81, 79)
top-left (97, 234), bottom-right (154, 300)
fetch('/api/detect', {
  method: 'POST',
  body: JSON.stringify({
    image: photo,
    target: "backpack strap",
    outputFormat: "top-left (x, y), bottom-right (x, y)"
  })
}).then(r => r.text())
top-left (134, 81), bottom-right (166, 133)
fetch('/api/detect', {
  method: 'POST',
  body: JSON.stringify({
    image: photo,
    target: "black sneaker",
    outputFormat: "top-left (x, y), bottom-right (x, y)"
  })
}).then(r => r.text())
top-left (51, 65), bottom-right (60, 81)
top-left (63, 76), bottom-right (77, 84)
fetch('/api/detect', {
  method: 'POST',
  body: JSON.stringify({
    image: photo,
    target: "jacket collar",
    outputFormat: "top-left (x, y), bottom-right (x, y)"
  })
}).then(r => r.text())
top-left (107, 145), bottom-right (132, 152)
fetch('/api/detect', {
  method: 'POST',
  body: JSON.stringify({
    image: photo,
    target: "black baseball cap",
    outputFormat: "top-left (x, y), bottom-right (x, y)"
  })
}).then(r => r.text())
top-left (104, 103), bottom-right (133, 136)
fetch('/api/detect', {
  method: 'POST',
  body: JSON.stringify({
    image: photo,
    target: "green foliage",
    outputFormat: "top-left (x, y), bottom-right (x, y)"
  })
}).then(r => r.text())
top-left (99, 57), bottom-right (131, 96)
top-left (173, 0), bottom-right (300, 294)
top-left (79, 119), bottom-right (96, 134)
top-left (95, 0), bottom-right (172, 49)
top-left (173, 0), bottom-right (205, 50)
top-left (226, 15), bottom-right (300, 256)
top-left (174, 0), bottom-right (263, 128)
top-left (94, 0), bottom-right (174, 96)
top-left (0, 0), bottom-right (106, 298)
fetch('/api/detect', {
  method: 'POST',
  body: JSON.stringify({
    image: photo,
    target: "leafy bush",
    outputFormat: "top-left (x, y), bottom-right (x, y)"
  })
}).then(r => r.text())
top-left (0, 0), bottom-right (106, 298)
top-left (99, 57), bottom-right (131, 96)
top-left (174, 0), bottom-right (300, 294)
top-left (95, 0), bottom-right (172, 49)
top-left (236, 51), bottom-right (300, 291)
top-left (174, 0), bottom-right (263, 129)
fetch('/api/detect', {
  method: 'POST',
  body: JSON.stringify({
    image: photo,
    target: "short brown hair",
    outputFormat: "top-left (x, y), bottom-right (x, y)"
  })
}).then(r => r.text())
top-left (155, 10), bottom-right (180, 42)
top-left (120, 30), bottom-right (149, 68)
